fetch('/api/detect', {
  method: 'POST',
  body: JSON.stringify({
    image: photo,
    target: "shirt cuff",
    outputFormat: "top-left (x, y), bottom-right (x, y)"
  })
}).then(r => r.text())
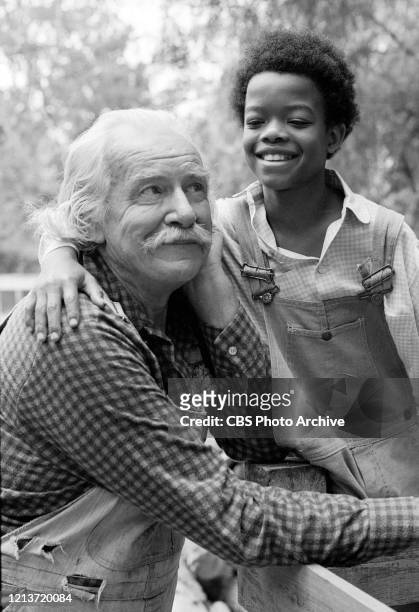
top-left (200, 301), bottom-right (269, 376)
top-left (363, 496), bottom-right (418, 560)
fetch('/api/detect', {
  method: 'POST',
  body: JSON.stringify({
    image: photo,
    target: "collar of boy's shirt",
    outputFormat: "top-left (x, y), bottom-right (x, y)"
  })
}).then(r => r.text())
top-left (247, 169), bottom-right (371, 257)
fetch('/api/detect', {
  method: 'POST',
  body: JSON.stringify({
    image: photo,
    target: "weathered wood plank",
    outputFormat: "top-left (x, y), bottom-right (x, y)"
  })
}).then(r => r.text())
top-left (239, 563), bottom-right (394, 612)
top-left (239, 461), bottom-right (418, 609)
top-left (330, 547), bottom-right (419, 606)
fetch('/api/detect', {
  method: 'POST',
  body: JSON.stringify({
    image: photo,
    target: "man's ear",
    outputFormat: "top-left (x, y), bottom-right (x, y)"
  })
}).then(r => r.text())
top-left (327, 124), bottom-right (346, 158)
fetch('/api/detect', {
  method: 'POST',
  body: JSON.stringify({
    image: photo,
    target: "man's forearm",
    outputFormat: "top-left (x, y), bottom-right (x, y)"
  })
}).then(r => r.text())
top-left (260, 490), bottom-right (418, 567)
top-left (38, 235), bottom-right (79, 264)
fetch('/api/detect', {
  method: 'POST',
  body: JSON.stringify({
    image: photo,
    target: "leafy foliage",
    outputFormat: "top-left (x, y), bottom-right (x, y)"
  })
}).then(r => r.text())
top-left (1, 0), bottom-right (418, 271)
top-left (0, 0), bottom-right (149, 270)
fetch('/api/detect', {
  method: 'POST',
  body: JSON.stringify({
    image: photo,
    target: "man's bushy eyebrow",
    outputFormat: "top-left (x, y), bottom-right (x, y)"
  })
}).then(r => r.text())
top-left (183, 169), bottom-right (210, 182)
top-left (125, 165), bottom-right (210, 185)
top-left (124, 168), bottom-right (210, 202)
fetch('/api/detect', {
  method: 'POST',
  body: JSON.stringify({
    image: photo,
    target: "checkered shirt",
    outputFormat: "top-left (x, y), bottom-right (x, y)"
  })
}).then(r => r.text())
top-left (1, 252), bottom-right (417, 565)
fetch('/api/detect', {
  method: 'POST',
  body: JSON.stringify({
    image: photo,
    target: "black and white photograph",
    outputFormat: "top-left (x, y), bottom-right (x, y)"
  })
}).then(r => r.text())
top-left (1, 1), bottom-right (418, 611)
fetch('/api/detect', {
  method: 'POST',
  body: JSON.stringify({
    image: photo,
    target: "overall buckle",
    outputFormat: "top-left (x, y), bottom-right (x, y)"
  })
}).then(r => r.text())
top-left (240, 262), bottom-right (274, 283)
top-left (358, 265), bottom-right (394, 304)
top-left (240, 263), bottom-right (279, 304)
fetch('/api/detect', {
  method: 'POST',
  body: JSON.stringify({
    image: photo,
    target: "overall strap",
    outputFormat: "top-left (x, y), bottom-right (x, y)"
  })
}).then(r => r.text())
top-left (233, 187), bottom-right (279, 305)
top-left (358, 205), bottom-right (404, 304)
top-left (372, 205), bottom-right (404, 268)
top-left (227, 188), bottom-right (291, 377)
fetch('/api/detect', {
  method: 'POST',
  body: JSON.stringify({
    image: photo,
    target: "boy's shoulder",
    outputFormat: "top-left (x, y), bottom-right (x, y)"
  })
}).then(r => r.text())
top-left (215, 181), bottom-right (260, 218)
top-left (214, 184), bottom-right (255, 234)
top-left (335, 173), bottom-right (405, 237)
top-left (350, 190), bottom-right (404, 235)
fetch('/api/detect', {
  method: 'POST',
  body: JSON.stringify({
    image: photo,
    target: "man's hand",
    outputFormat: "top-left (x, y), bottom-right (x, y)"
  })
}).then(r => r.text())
top-left (184, 224), bottom-right (238, 327)
top-left (25, 247), bottom-right (110, 342)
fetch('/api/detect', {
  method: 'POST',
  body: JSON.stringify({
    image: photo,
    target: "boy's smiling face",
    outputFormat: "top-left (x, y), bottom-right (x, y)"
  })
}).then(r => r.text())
top-left (243, 72), bottom-right (345, 192)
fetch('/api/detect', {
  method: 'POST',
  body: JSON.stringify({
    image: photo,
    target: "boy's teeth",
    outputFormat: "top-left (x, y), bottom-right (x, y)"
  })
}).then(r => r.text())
top-left (262, 153), bottom-right (294, 161)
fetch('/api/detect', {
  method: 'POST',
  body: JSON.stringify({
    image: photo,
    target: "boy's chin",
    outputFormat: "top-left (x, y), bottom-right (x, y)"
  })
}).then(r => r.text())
top-left (256, 175), bottom-right (295, 192)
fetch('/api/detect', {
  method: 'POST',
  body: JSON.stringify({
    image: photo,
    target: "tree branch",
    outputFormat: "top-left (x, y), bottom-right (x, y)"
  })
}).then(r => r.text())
top-left (365, 10), bottom-right (417, 58)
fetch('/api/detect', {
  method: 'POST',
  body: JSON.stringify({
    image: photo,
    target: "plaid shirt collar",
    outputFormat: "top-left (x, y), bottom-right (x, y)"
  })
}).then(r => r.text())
top-left (83, 251), bottom-right (183, 344)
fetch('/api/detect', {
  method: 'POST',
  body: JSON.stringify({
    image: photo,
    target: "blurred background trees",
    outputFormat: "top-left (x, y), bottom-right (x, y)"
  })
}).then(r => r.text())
top-left (1, 0), bottom-right (418, 272)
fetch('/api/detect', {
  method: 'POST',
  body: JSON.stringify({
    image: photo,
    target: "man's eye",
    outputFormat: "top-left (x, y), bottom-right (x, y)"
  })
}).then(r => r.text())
top-left (139, 185), bottom-right (164, 197)
top-left (185, 182), bottom-right (207, 203)
top-left (186, 182), bottom-right (205, 193)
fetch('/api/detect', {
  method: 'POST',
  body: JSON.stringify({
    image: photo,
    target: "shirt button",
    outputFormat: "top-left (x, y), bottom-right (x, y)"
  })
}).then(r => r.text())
top-left (228, 346), bottom-right (238, 356)
top-left (321, 331), bottom-right (333, 341)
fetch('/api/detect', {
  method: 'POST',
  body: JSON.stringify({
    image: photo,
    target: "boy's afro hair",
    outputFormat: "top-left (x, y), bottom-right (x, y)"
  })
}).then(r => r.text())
top-left (231, 29), bottom-right (359, 137)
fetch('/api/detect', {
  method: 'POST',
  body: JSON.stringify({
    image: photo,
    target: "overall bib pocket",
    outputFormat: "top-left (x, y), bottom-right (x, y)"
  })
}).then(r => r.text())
top-left (286, 317), bottom-right (379, 377)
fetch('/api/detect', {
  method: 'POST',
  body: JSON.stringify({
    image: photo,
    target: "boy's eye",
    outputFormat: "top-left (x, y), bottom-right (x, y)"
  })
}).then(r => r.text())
top-left (245, 118), bottom-right (264, 127)
top-left (288, 119), bottom-right (311, 128)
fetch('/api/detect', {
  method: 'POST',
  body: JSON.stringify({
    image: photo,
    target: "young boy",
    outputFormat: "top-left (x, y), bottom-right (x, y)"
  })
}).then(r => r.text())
top-left (32, 29), bottom-right (418, 498)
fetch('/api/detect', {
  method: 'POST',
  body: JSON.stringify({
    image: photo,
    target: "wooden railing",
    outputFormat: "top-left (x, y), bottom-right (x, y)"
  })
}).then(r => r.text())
top-left (0, 274), bottom-right (37, 319)
top-left (238, 461), bottom-right (418, 612)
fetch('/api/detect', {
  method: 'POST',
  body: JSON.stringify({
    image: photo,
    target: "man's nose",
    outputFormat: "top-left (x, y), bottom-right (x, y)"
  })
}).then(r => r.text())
top-left (165, 188), bottom-right (196, 227)
top-left (261, 119), bottom-right (289, 142)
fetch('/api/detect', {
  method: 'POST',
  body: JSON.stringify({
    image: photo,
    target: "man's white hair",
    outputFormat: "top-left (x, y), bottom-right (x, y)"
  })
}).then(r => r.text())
top-left (32, 108), bottom-right (197, 249)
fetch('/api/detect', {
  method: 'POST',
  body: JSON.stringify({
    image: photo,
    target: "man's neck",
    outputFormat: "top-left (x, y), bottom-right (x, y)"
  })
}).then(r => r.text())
top-left (109, 265), bottom-right (170, 330)
top-left (89, 249), bottom-right (172, 331)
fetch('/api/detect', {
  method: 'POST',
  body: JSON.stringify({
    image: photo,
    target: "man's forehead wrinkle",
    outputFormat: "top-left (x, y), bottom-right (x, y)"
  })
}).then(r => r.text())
top-left (123, 154), bottom-right (207, 183)
top-left (125, 150), bottom-right (202, 165)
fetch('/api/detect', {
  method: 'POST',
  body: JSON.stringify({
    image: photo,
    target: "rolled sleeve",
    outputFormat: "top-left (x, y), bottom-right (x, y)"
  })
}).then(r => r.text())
top-left (361, 496), bottom-right (418, 562)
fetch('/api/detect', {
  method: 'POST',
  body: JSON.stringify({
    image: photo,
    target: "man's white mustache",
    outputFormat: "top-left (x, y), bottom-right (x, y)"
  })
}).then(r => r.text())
top-left (142, 224), bottom-right (212, 254)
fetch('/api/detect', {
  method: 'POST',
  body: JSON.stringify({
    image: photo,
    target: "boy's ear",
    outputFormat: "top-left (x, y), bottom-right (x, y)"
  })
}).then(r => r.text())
top-left (327, 124), bottom-right (346, 157)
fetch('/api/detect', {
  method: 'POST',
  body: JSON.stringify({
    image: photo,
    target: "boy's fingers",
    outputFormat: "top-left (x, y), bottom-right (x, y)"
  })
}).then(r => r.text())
top-left (34, 290), bottom-right (48, 343)
top-left (63, 281), bottom-right (80, 328)
top-left (82, 274), bottom-right (108, 309)
top-left (46, 288), bottom-right (63, 342)
top-left (24, 291), bottom-right (37, 332)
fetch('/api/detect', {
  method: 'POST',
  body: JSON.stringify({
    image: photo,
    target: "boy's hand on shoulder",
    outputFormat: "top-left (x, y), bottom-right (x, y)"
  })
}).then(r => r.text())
top-left (25, 247), bottom-right (111, 343)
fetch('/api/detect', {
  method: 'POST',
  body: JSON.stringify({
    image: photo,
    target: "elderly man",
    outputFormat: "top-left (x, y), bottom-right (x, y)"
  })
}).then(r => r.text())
top-left (1, 109), bottom-right (418, 611)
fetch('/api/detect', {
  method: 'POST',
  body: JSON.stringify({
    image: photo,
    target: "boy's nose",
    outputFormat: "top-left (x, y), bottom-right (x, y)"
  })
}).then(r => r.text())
top-left (165, 188), bottom-right (196, 228)
top-left (261, 120), bottom-right (289, 142)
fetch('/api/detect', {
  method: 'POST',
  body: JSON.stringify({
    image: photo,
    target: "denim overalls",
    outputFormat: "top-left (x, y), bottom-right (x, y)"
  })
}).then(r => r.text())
top-left (1, 315), bottom-right (183, 612)
top-left (218, 184), bottom-right (419, 498)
